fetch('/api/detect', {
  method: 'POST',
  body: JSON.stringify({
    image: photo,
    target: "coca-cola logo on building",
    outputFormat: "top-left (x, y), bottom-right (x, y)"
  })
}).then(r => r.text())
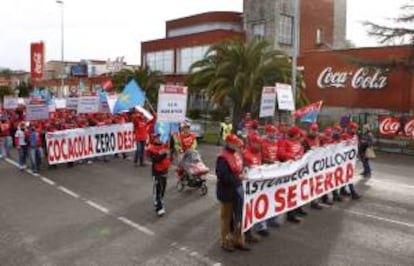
top-left (379, 116), bottom-right (414, 138)
top-left (379, 117), bottom-right (400, 135)
top-left (404, 119), bottom-right (414, 137)
top-left (317, 67), bottom-right (389, 89)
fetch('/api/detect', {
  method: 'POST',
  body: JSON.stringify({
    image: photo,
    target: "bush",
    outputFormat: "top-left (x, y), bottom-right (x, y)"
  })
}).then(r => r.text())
top-left (187, 109), bottom-right (201, 119)
top-left (209, 108), bottom-right (230, 121)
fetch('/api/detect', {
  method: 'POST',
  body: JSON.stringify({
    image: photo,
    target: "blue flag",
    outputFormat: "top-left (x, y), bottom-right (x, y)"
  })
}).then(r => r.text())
top-left (79, 80), bottom-right (86, 91)
top-left (155, 122), bottom-right (179, 143)
top-left (113, 80), bottom-right (146, 114)
top-left (293, 101), bottom-right (323, 123)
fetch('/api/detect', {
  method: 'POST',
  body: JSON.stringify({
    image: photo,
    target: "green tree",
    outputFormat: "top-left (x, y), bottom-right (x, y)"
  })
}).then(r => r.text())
top-left (186, 39), bottom-right (308, 125)
top-left (0, 86), bottom-right (14, 103)
top-left (16, 81), bottom-right (32, 97)
top-left (363, 4), bottom-right (414, 45)
top-left (112, 66), bottom-right (164, 106)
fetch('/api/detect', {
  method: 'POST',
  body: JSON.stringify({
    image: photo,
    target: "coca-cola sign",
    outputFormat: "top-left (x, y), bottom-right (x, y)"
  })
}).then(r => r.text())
top-left (379, 116), bottom-right (414, 138)
top-left (30, 42), bottom-right (45, 79)
top-left (317, 67), bottom-right (389, 89)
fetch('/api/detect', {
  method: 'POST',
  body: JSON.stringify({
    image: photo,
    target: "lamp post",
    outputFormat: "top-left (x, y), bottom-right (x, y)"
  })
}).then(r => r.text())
top-left (56, 0), bottom-right (64, 97)
top-left (291, 0), bottom-right (300, 108)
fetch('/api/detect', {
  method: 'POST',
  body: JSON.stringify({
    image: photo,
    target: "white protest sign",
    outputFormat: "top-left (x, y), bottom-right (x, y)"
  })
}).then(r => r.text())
top-left (259, 86), bottom-right (277, 118)
top-left (4, 97), bottom-right (18, 109)
top-left (66, 97), bottom-right (79, 110)
top-left (55, 98), bottom-right (67, 109)
top-left (77, 96), bottom-right (99, 114)
top-left (107, 94), bottom-right (118, 114)
top-left (26, 104), bottom-right (49, 121)
top-left (157, 85), bottom-right (188, 122)
top-left (276, 83), bottom-right (295, 111)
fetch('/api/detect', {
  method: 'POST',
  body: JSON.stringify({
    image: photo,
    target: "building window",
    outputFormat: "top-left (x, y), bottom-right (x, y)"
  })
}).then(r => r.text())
top-left (177, 45), bottom-right (209, 73)
top-left (145, 50), bottom-right (173, 73)
top-left (278, 14), bottom-right (293, 45)
top-left (252, 22), bottom-right (265, 40)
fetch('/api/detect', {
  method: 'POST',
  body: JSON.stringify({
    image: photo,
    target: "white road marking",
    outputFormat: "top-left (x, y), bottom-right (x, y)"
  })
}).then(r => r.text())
top-left (117, 216), bottom-right (155, 236)
top-left (368, 178), bottom-right (414, 190)
top-left (57, 186), bottom-right (80, 198)
top-left (40, 177), bottom-right (56, 186)
top-left (344, 209), bottom-right (414, 228)
top-left (5, 158), bottom-right (20, 167)
top-left (85, 200), bottom-right (109, 214)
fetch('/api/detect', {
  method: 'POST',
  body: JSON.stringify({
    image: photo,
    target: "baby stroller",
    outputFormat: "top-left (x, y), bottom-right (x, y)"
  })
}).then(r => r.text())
top-left (175, 150), bottom-right (209, 196)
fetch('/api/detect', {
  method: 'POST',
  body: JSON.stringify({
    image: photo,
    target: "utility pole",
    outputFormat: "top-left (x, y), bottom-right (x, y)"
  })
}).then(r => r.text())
top-left (56, 0), bottom-right (64, 97)
top-left (291, 0), bottom-right (300, 107)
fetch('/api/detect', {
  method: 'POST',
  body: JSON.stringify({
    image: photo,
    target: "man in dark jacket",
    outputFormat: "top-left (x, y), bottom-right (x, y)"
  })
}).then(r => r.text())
top-left (216, 134), bottom-right (249, 252)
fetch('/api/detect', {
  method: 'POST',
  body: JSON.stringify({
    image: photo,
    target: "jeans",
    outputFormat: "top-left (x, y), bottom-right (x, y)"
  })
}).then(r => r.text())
top-left (153, 173), bottom-right (167, 211)
top-left (0, 136), bottom-right (11, 158)
top-left (362, 157), bottom-right (371, 175)
top-left (18, 145), bottom-right (28, 168)
top-left (30, 147), bottom-right (41, 173)
top-left (134, 141), bottom-right (146, 164)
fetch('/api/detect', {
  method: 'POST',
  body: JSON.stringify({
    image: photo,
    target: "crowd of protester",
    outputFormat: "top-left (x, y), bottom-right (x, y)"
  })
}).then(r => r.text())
top-left (216, 113), bottom-right (374, 252)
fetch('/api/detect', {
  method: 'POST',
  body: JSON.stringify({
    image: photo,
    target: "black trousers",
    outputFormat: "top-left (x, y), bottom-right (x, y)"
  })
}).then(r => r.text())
top-left (153, 173), bottom-right (167, 211)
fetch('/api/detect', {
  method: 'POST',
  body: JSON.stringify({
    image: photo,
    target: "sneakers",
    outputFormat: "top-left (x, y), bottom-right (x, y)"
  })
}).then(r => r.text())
top-left (322, 199), bottom-right (334, 206)
top-left (351, 193), bottom-right (361, 200)
top-left (257, 230), bottom-right (270, 237)
top-left (296, 208), bottom-right (308, 217)
top-left (287, 215), bottom-right (301, 223)
top-left (157, 208), bottom-right (166, 216)
top-left (245, 234), bottom-right (260, 243)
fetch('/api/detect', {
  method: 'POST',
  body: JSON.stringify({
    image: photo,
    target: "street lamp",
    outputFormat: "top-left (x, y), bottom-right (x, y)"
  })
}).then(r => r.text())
top-left (56, 0), bottom-right (64, 97)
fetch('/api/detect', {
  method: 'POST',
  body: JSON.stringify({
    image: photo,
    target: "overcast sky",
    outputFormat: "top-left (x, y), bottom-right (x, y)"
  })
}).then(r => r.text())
top-left (0, 0), bottom-right (410, 71)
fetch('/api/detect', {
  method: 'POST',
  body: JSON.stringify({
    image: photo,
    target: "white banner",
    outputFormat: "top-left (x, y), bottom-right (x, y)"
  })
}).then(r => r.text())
top-left (66, 97), bottom-right (79, 110)
top-left (157, 85), bottom-right (188, 122)
top-left (242, 140), bottom-right (358, 232)
top-left (259, 87), bottom-right (277, 118)
top-left (55, 98), bottom-right (67, 109)
top-left (26, 104), bottom-right (49, 121)
top-left (77, 96), bottom-right (99, 114)
top-left (4, 97), bottom-right (18, 109)
top-left (276, 83), bottom-right (295, 111)
top-left (46, 123), bottom-right (136, 165)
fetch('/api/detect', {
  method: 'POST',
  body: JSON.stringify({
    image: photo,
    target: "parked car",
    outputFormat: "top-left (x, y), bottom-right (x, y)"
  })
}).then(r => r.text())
top-left (185, 118), bottom-right (205, 140)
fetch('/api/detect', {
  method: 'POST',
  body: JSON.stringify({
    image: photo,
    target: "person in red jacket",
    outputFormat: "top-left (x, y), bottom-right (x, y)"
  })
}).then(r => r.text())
top-left (339, 122), bottom-right (361, 200)
top-left (0, 116), bottom-right (12, 159)
top-left (175, 122), bottom-right (197, 154)
top-left (246, 120), bottom-right (259, 146)
top-left (133, 112), bottom-right (149, 166)
top-left (261, 125), bottom-right (279, 164)
top-left (243, 134), bottom-right (272, 240)
top-left (303, 123), bottom-right (324, 210)
top-left (278, 126), bottom-right (307, 223)
top-left (146, 133), bottom-right (171, 216)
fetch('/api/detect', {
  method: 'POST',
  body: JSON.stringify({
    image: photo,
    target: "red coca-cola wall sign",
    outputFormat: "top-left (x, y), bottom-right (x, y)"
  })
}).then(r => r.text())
top-left (299, 46), bottom-right (413, 111)
top-left (379, 116), bottom-right (414, 138)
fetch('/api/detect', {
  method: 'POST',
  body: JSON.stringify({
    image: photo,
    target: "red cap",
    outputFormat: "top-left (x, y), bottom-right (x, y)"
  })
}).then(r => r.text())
top-left (288, 126), bottom-right (301, 136)
top-left (249, 134), bottom-right (263, 144)
top-left (324, 127), bottom-right (332, 136)
top-left (251, 120), bottom-right (259, 127)
top-left (333, 125), bottom-right (342, 132)
top-left (348, 122), bottom-right (358, 129)
top-left (225, 134), bottom-right (244, 148)
top-left (299, 129), bottom-right (307, 138)
top-left (265, 125), bottom-right (278, 134)
top-left (310, 123), bottom-right (319, 131)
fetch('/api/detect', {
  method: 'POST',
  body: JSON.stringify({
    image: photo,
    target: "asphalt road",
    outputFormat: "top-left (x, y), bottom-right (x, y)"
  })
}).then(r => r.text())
top-left (0, 144), bottom-right (413, 266)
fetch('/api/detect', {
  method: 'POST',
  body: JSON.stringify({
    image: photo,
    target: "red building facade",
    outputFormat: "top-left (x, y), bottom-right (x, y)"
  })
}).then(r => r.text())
top-left (141, 12), bottom-right (245, 85)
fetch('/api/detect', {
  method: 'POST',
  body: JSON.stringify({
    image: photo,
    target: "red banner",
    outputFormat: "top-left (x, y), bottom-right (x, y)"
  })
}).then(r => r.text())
top-left (30, 42), bottom-right (45, 79)
top-left (379, 116), bottom-right (414, 138)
